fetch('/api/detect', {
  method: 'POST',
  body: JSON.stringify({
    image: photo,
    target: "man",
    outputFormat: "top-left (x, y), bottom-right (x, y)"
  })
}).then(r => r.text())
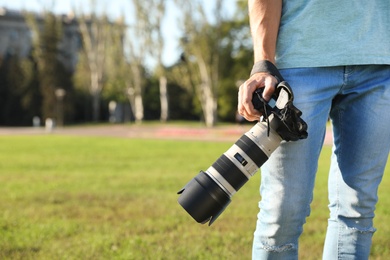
top-left (238, 0), bottom-right (390, 259)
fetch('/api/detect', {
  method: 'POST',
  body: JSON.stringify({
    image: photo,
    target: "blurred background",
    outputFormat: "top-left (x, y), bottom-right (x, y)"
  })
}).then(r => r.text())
top-left (1, 2), bottom-right (389, 259)
top-left (0, 0), bottom-right (251, 128)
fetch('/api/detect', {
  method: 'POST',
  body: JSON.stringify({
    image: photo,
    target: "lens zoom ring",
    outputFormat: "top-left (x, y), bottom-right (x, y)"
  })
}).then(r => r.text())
top-left (212, 154), bottom-right (248, 191)
top-left (235, 135), bottom-right (269, 168)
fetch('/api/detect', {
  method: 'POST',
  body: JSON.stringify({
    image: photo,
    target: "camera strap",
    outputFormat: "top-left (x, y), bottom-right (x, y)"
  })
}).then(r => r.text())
top-left (253, 90), bottom-right (271, 136)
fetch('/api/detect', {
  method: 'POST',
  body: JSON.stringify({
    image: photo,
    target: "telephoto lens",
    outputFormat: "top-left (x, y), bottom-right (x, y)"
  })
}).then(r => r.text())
top-left (177, 82), bottom-right (308, 225)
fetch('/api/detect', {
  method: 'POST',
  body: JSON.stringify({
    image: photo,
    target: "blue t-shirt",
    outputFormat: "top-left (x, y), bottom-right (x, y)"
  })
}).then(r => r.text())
top-left (275, 0), bottom-right (390, 69)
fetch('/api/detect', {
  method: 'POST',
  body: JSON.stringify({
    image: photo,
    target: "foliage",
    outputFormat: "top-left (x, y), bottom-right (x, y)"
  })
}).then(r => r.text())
top-left (171, 0), bottom-right (226, 127)
top-left (142, 76), bottom-right (160, 120)
top-left (0, 54), bottom-right (40, 125)
top-left (26, 11), bottom-right (74, 122)
top-left (77, 11), bottom-right (111, 122)
top-left (216, 2), bottom-right (254, 122)
top-left (0, 135), bottom-right (389, 259)
top-left (132, 0), bottom-right (168, 122)
top-left (142, 75), bottom-right (200, 121)
top-left (103, 18), bottom-right (128, 104)
top-left (167, 82), bottom-right (200, 121)
top-left (73, 13), bottom-right (129, 122)
top-left (1, 1), bottom-right (254, 126)
top-left (169, 0), bottom-right (253, 125)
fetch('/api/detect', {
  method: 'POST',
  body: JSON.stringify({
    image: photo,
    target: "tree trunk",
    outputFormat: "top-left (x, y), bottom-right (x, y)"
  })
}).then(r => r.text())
top-left (198, 56), bottom-right (217, 127)
top-left (127, 62), bottom-right (144, 123)
top-left (134, 94), bottom-right (144, 123)
top-left (90, 70), bottom-right (101, 122)
top-left (92, 91), bottom-right (100, 122)
top-left (78, 13), bottom-right (108, 123)
top-left (199, 83), bottom-right (217, 127)
top-left (159, 75), bottom-right (168, 122)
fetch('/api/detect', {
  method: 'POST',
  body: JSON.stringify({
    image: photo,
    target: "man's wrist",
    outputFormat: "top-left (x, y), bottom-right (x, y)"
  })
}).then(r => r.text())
top-left (250, 60), bottom-right (284, 82)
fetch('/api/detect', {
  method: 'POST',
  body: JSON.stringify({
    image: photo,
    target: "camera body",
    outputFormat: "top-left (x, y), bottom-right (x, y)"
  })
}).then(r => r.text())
top-left (177, 81), bottom-right (308, 225)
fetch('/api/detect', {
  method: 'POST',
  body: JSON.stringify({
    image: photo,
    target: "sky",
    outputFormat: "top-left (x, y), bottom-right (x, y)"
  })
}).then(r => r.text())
top-left (0, 0), bottom-right (238, 68)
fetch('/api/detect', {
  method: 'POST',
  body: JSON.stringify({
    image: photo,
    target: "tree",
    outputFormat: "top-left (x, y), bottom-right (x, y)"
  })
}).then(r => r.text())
top-left (26, 11), bottom-right (72, 123)
top-left (96, 0), bottom-right (168, 124)
top-left (217, 2), bottom-right (253, 122)
top-left (173, 0), bottom-right (226, 127)
top-left (146, 0), bottom-right (168, 122)
top-left (103, 17), bottom-right (127, 103)
top-left (124, 0), bottom-right (151, 123)
top-left (77, 1), bottom-right (111, 122)
top-left (0, 54), bottom-right (39, 125)
top-left (102, 16), bottom-right (133, 122)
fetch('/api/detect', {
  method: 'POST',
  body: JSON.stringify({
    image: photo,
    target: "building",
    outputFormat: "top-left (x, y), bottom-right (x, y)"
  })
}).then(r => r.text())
top-left (0, 7), bottom-right (80, 72)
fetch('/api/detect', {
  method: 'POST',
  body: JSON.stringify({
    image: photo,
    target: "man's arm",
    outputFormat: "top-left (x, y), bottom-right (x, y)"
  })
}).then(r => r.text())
top-left (249, 0), bottom-right (282, 63)
top-left (238, 0), bottom-right (282, 121)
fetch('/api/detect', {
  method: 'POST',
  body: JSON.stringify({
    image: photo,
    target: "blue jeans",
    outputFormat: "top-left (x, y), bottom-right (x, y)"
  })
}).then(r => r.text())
top-left (252, 65), bottom-right (390, 260)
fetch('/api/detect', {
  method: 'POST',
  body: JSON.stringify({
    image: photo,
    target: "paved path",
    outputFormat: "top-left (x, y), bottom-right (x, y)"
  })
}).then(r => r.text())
top-left (0, 124), bottom-right (333, 144)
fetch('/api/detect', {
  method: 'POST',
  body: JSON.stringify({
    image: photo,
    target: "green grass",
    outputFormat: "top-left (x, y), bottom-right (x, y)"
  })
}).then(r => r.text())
top-left (0, 135), bottom-right (389, 259)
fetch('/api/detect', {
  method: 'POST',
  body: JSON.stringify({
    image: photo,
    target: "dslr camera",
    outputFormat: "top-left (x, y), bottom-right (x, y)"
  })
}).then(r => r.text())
top-left (177, 81), bottom-right (308, 225)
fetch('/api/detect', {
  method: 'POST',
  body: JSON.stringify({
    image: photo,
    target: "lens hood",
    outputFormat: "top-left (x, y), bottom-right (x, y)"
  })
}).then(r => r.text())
top-left (177, 171), bottom-right (231, 225)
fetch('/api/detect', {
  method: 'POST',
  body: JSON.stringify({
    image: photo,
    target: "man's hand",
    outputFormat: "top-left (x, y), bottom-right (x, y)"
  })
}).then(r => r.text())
top-left (238, 72), bottom-right (278, 121)
top-left (241, 0), bottom-right (282, 121)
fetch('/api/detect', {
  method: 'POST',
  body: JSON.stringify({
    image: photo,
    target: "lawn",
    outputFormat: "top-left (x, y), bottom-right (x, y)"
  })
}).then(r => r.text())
top-left (0, 135), bottom-right (389, 259)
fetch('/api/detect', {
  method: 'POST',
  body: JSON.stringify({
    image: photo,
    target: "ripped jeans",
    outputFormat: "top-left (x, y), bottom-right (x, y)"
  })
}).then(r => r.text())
top-left (252, 65), bottom-right (390, 259)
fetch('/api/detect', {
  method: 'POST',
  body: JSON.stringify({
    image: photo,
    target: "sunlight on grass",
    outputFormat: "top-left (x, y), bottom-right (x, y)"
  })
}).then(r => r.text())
top-left (0, 135), bottom-right (388, 259)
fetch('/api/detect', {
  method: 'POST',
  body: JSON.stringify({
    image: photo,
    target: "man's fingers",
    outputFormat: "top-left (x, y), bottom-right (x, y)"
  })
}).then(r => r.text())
top-left (262, 75), bottom-right (277, 101)
top-left (238, 80), bottom-right (261, 121)
top-left (237, 73), bottom-right (278, 121)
